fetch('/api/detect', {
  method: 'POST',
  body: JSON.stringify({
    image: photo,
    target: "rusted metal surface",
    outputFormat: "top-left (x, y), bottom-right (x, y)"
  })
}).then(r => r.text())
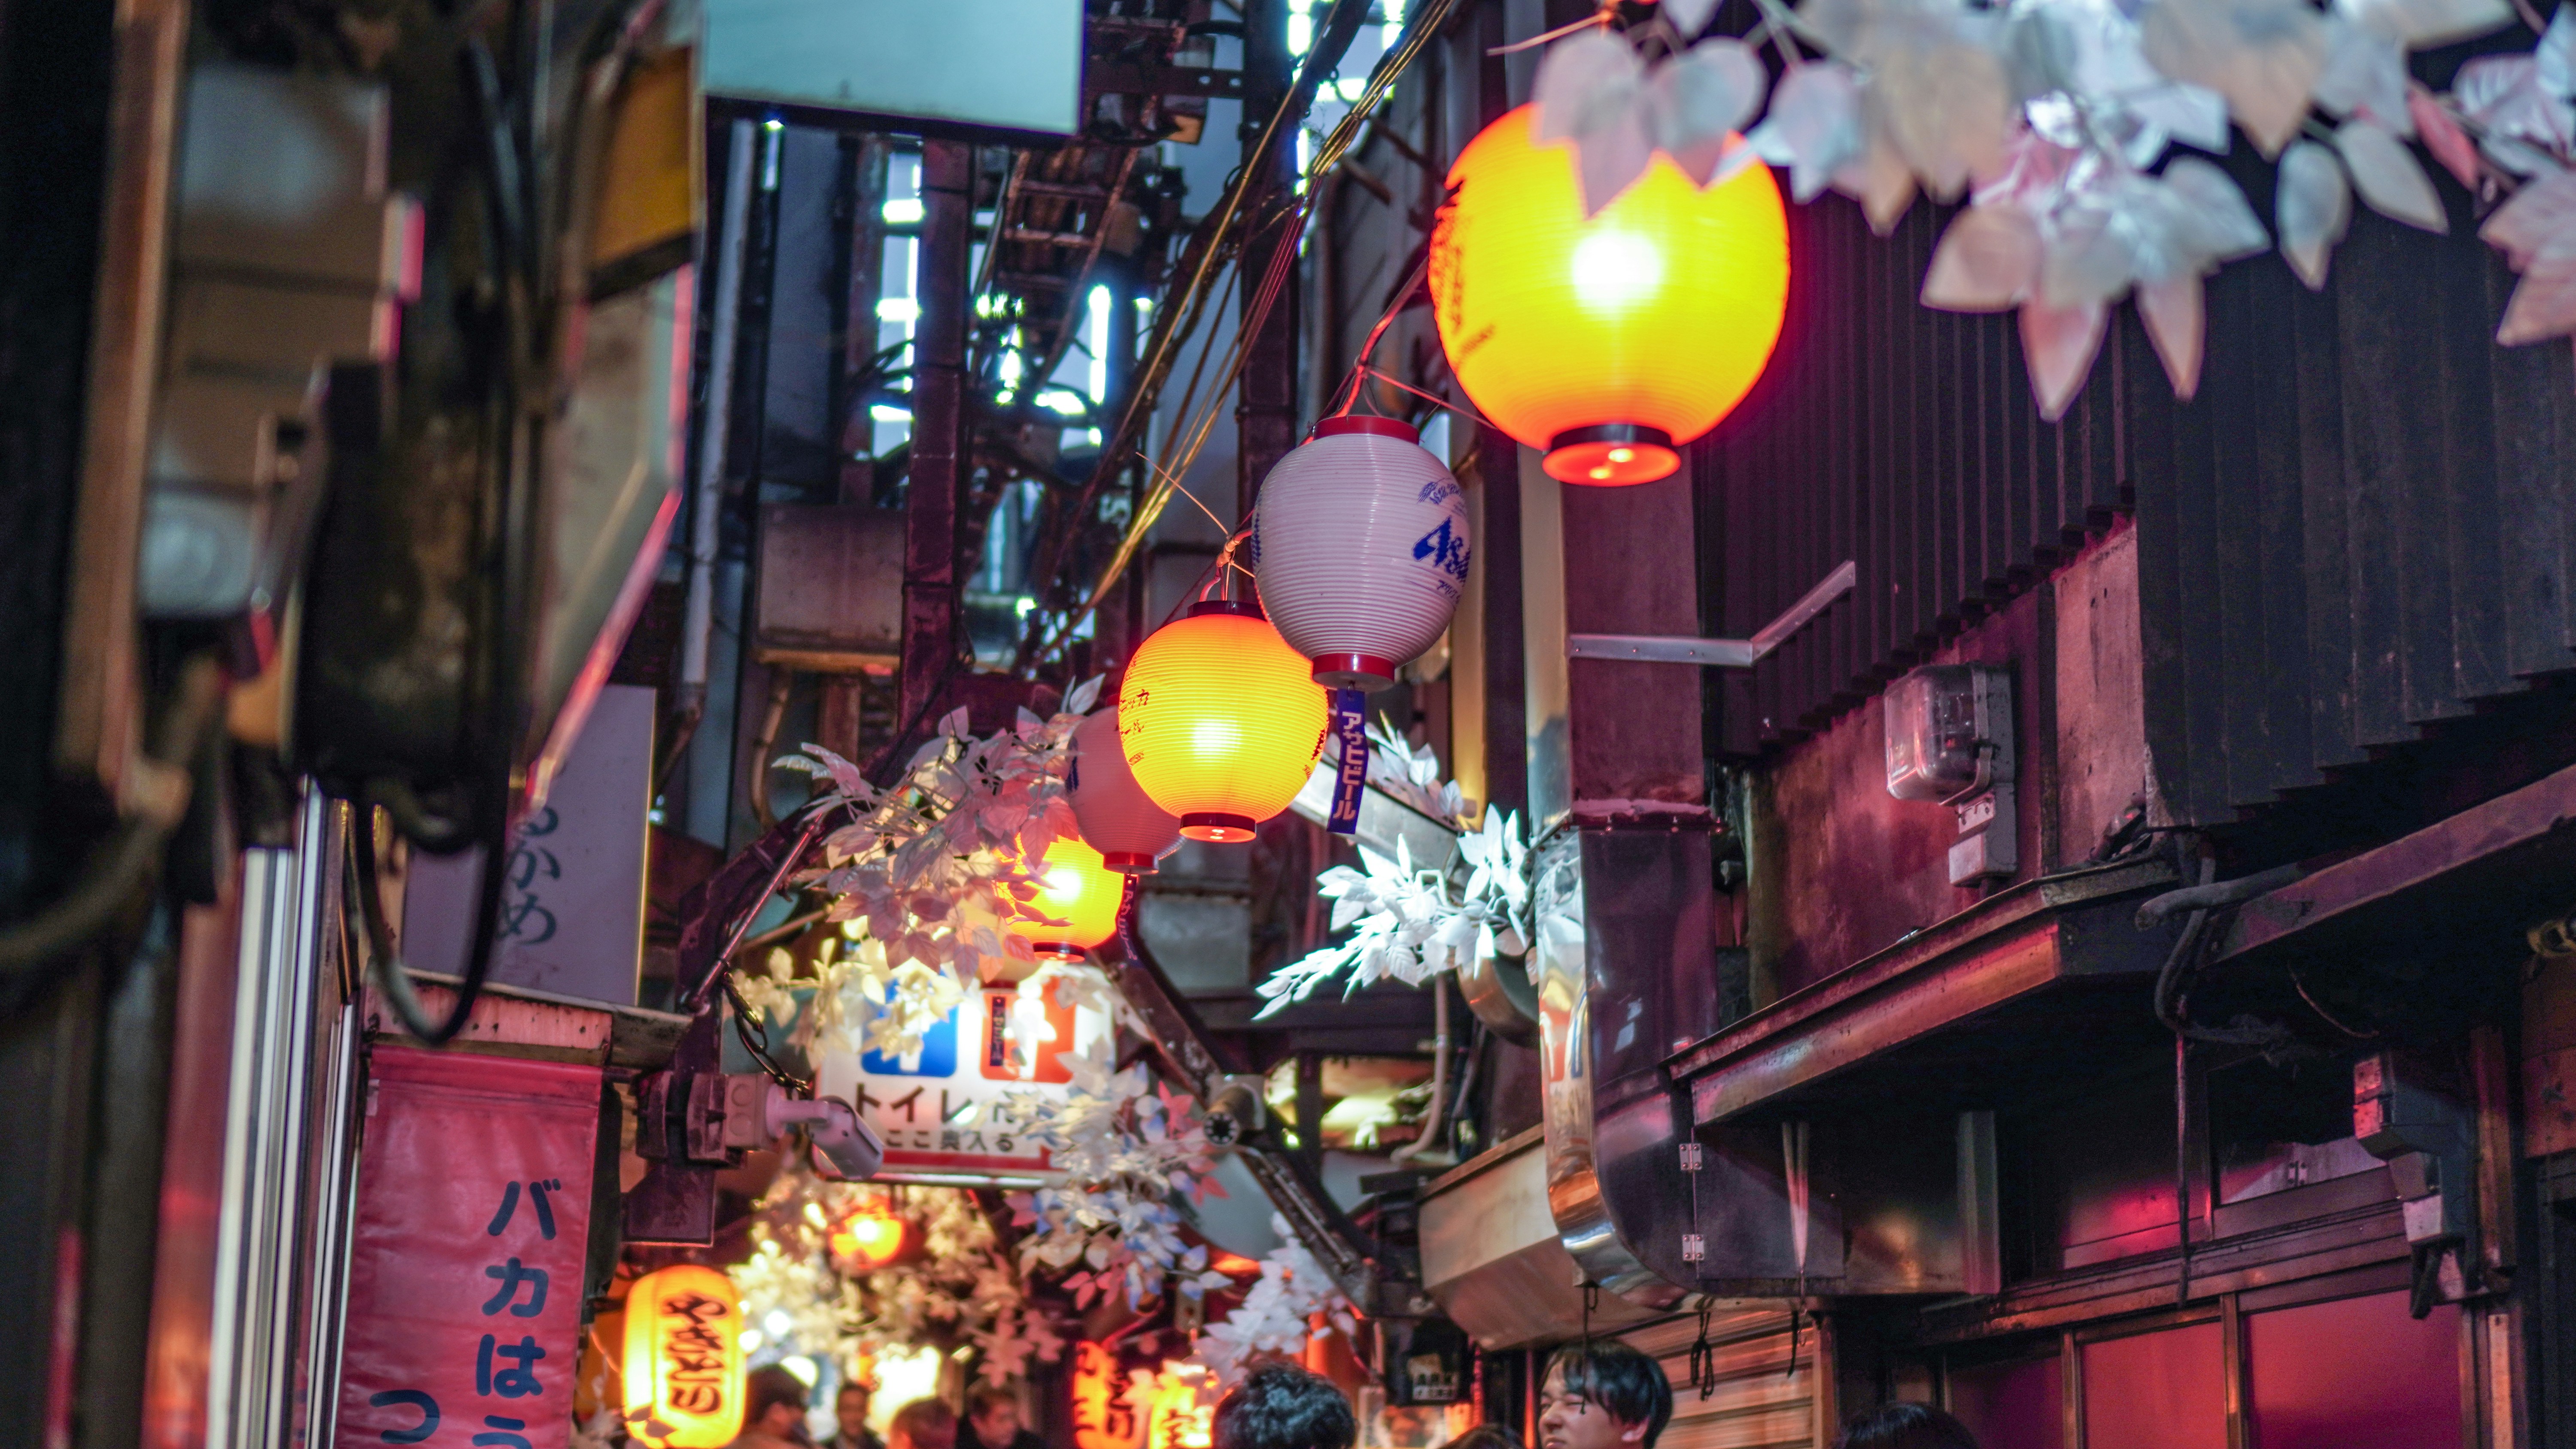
top-left (375, 982), bottom-right (612, 1058)
top-left (1101, 935), bottom-right (1434, 1314)
top-left (2212, 758), bottom-right (2576, 966)
top-left (901, 140), bottom-right (971, 729)
top-left (1677, 855), bottom-right (2177, 1090)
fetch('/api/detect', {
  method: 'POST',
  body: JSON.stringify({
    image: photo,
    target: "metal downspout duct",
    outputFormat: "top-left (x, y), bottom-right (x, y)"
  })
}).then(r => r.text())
top-left (1522, 447), bottom-right (1713, 1308)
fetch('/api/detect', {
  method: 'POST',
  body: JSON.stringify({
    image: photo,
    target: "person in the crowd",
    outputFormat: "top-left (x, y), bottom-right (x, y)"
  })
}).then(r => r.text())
top-left (1536, 1342), bottom-right (1673, 1449)
top-left (829, 1382), bottom-right (887, 1449)
top-left (889, 1398), bottom-right (962, 1449)
top-left (1831, 1404), bottom-right (1980, 1449)
top-left (1212, 1364), bottom-right (1358, 1449)
top-left (960, 1385), bottom-right (1043, 1449)
top-left (733, 1366), bottom-right (817, 1449)
top-left (1444, 1426), bottom-right (1525, 1449)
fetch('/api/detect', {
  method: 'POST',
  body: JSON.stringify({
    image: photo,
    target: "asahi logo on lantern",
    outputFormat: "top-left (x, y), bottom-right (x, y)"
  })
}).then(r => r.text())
top-left (1253, 416), bottom-right (1470, 692)
top-left (1412, 516), bottom-right (1470, 584)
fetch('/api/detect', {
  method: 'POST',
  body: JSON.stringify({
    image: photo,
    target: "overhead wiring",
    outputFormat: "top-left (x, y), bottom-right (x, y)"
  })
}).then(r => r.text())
top-left (1015, 0), bottom-right (1461, 666)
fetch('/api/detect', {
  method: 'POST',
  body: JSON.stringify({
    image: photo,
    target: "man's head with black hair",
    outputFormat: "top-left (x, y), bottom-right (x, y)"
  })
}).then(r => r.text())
top-left (1538, 1343), bottom-right (1673, 1449)
top-left (1213, 1365), bottom-right (1358, 1449)
top-left (745, 1365), bottom-right (813, 1440)
top-left (1832, 1403), bottom-right (1980, 1449)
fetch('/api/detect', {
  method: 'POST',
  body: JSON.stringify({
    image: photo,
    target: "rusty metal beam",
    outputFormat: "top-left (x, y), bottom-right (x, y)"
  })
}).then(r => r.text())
top-left (1106, 917), bottom-right (1433, 1316)
top-left (901, 141), bottom-right (972, 729)
top-left (2213, 758), bottom-right (2576, 966)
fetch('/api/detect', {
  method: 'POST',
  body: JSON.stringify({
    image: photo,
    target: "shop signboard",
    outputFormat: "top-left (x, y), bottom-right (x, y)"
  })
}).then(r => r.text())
top-left (811, 973), bottom-right (1111, 1186)
top-left (335, 1049), bottom-right (601, 1449)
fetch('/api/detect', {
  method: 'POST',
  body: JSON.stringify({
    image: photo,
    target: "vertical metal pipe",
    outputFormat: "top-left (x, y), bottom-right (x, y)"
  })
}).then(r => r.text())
top-left (902, 140), bottom-right (972, 728)
top-left (1236, 0), bottom-right (1300, 524)
top-left (679, 120), bottom-right (757, 728)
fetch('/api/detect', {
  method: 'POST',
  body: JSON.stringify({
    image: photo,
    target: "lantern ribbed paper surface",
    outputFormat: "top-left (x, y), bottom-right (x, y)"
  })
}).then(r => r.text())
top-left (1252, 415), bottom-right (1471, 690)
top-left (624, 1264), bottom-right (745, 1447)
top-left (1118, 601), bottom-right (1329, 843)
top-left (1431, 104), bottom-right (1789, 485)
top-left (1007, 834), bottom-right (1126, 962)
top-left (1069, 706), bottom-right (1181, 872)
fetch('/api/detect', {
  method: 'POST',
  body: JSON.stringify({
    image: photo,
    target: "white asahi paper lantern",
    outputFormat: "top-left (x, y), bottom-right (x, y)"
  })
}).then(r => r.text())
top-left (1069, 706), bottom-right (1181, 873)
top-left (1252, 416), bottom-right (1473, 691)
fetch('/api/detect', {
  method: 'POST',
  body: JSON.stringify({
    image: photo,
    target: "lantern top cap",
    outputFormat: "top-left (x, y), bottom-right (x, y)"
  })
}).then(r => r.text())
top-left (1312, 415), bottom-right (1419, 443)
top-left (1186, 599), bottom-right (1266, 620)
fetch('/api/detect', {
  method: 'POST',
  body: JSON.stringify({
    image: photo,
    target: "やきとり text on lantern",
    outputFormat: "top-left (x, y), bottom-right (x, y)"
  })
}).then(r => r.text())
top-left (623, 1264), bottom-right (745, 1448)
top-left (1117, 601), bottom-right (1329, 843)
top-left (1430, 103), bottom-right (1789, 485)
top-left (1252, 415), bottom-right (1470, 692)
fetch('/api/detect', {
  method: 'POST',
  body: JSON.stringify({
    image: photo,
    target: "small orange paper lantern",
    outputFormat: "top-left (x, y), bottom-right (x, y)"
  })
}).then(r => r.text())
top-left (1118, 602), bottom-right (1329, 843)
top-left (829, 1201), bottom-right (908, 1270)
top-left (623, 1264), bottom-right (745, 1448)
top-left (1007, 834), bottom-right (1127, 962)
top-left (1430, 104), bottom-right (1790, 485)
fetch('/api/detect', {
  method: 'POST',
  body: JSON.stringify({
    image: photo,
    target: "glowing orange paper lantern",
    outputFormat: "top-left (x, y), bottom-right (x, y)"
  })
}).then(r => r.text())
top-left (623, 1264), bottom-right (745, 1448)
top-left (1430, 103), bottom-right (1790, 485)
top-left (1007, 834), bottom-right (1127, 962)
top-left (828, 1201), bottom-right (908, 1270)
top-left (1118, 602), bottom-right (1329, 843)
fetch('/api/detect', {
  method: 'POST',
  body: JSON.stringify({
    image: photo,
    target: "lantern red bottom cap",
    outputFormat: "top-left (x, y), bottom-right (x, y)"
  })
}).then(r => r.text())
top-left (1181, 812), bottom-right (1260, 843)
top-left (1545, 425), bottom-right (1680, 485)
top-left (1311, 653), bottom-right (1398, 690)
top-left (1025, 943), bottom-right (1088, 963)
top-left (1101, 852), bottom-right (1160, 873)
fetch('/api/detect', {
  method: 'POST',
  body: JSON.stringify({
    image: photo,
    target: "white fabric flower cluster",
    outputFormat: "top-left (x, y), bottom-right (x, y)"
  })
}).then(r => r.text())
top-left (1533, 0), bottom-right (2576, 420)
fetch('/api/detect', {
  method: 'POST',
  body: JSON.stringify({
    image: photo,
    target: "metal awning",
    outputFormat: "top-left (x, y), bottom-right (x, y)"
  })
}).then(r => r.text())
top-left (1670, 856), bottom-right (2181, 1127)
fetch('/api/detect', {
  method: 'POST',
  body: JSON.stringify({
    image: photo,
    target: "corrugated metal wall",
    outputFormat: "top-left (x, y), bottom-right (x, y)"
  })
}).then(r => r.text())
top-left (1694, 173), bottom-right (2576, 840)
top-left (1621, 1311), bottom-right (1814, 1449)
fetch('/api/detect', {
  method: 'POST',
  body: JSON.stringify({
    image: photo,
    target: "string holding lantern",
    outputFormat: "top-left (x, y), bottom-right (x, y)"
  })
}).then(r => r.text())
top-left (1251, 416), bottom-right (1470, 692)
top-left (1118, 600), bottom-right (1329, 843)
top-left (1429, 103), bottom-right (1789, 485)
top-left (1070, 707), bottom-right (1182, 873)
top-left (1005, 834), bottom-right (1128, 966)
top-left (623, 1264), bottom-right (746, 1448)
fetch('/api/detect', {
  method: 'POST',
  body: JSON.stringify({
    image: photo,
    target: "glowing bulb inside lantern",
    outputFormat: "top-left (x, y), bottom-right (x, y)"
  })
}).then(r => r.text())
top-left (829, 1205), bottom-right (908, 1269)
top-left (1607, 447), bottom-right (1634, 463)
top-left (1571, 230), bottom-right (1663, 315)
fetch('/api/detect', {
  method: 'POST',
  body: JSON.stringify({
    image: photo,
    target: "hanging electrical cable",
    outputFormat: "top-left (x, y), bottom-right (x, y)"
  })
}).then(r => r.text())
top-left (1013, 0), bottom-right (1462, 667)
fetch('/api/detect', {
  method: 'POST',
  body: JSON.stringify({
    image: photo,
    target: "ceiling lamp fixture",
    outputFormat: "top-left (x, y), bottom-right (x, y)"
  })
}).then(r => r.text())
top-left (1252, 416), bottom-right (1471, 691)
top-left (1429, 104), bottom-right (1789, 486)
top-left (1118, 601), bottom-right (1329, 843)
top-left (1006, 834), bottom-right (1128, 964)
top-left (1069, 706), bottom-right (1182, 872)
top-left (623, 1264), bottom-right (746, 1447)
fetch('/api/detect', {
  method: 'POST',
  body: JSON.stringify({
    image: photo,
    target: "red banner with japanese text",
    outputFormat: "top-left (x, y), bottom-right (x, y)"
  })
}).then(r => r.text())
top-left (336, 1047), bottom-right (601, 1449)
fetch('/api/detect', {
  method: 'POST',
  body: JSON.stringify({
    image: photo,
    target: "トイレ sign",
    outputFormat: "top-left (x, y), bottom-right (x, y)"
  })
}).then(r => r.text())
top-left (813, 974), bottom-right (1110, 1185)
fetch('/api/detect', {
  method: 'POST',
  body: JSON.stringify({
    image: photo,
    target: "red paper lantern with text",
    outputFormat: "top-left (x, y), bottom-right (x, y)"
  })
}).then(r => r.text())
top-left (1429, 103), bottom-right (1789, 485)
top-left (623, 1264), bottom-right (745, 1448)
top-left (1117, 601), bottom-right (1329, 843)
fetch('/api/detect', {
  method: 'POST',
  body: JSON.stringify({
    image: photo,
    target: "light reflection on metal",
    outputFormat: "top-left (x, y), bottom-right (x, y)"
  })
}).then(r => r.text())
top-left (1565, 561), bottom-right (1855, 668)
top-left (1531, 831), bottom-right (1686, 1309)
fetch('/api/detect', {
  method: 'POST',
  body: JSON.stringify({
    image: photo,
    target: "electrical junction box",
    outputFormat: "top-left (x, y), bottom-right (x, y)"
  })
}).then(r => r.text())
top-left (1885, 664), bottom-right (2017, 886)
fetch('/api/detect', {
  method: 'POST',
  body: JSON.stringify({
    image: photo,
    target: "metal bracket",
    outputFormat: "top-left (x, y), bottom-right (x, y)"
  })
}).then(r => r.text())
top-left (1567, 561), bottom-right (1856, 668)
